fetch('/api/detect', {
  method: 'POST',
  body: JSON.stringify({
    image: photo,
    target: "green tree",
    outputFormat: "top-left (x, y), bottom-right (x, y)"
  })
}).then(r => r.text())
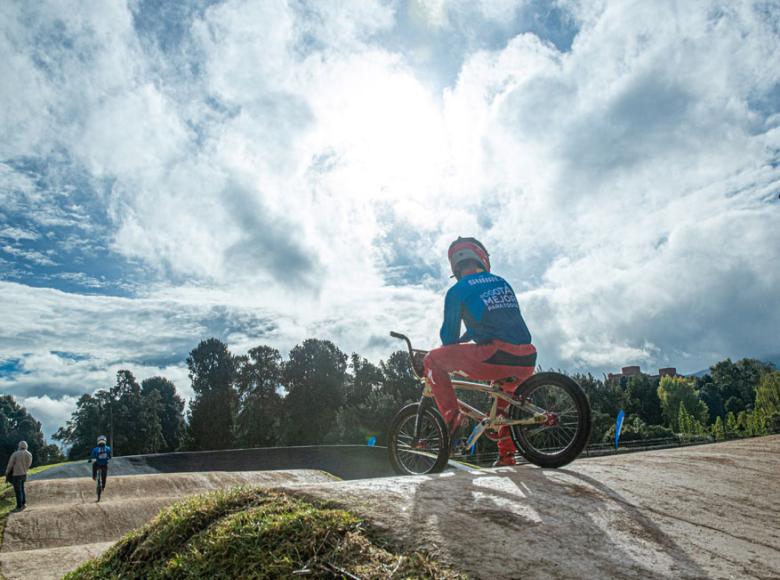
top-left (710, 358), bottom-right (774, 413)
top-left (141, 377), bottom-right (185, 452)
top-left (282, 339), bottom-right (347, 445)
top-left (380, 351), bottom-right (421, 404)
top-left (745, 411), bottom-right (767, 436)
top-left (586, 374), bottom-right (627, 419)
top-left (754, 371), bottom-right (780, 433)
top-left (624, 375), bottom-right (662, 425)
top-left (736, 410), bottom-right (748, 435)
top-left (1, 395), bottom-right (51, 468)
top-left (678, 403), bottom-right (693, 436)
top-left (346, 354), bottom-right (384, 407)
top-left (696, 375), bottom-right (725, 423)
top-left (712, 416), bottom-right (725, 440)
top-left (110, 370), bottom-right (154, 455)
top-left (185, 338), bottom-right (237, 450)
top-left (137, 388), bottom-right (165, 454)
top-left (724, 395), bottom-right (746, 416)
top-left (601, 414), bottom-right (673, 444)
top-left (234, 345), bottom-right (284, 447)
top-left (54, 393), bottom-right (108, 459)
top-left (658, 376), bottom-right (709, 431)
top-left (725, 411), bottom-right (739, 438)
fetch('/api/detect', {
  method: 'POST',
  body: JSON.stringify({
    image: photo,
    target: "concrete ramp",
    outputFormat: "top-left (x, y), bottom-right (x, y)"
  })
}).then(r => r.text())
top-left (275, 436), bottom-right (780, 579)
top-left (0, 470), bottom-right (335, 580)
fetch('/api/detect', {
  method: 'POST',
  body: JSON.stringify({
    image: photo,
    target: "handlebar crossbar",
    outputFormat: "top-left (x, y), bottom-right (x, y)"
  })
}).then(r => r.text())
top-left (390, 331), bottom-right (426, 378)
top-left (389, 331), bottom-right (413, 355)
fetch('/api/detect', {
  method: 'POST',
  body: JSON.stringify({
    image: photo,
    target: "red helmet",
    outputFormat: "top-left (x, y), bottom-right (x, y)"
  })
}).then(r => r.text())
top-left (448, 237), bottom-right (490, 278)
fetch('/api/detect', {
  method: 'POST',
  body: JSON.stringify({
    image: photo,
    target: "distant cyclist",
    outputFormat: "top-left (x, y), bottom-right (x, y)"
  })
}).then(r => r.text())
top-left (424, 237), bottom-right (537, 467)
top-left (89, 435), bottom-right (112, 491)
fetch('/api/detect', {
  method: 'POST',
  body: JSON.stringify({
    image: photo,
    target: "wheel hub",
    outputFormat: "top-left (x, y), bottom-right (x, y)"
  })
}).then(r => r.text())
top-left (543, 412), bottom-right (559, 427)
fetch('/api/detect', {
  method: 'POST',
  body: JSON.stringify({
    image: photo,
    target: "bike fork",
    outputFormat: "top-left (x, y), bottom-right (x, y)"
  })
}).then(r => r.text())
top-left (414, 396), bottom-right (432, 440)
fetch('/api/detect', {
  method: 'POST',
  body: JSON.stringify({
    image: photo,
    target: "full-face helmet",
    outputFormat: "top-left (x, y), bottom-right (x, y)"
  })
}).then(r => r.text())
top-left (448, 237), bottom-right (490, 279)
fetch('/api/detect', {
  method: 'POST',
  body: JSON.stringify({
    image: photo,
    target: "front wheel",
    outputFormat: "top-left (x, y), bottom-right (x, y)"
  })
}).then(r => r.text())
top-left (388, 402), bottom-right (450, 475)
top-left (509, 372), bottom-right (591, 468)
top-left (96, 471), bottom-right (102, 502)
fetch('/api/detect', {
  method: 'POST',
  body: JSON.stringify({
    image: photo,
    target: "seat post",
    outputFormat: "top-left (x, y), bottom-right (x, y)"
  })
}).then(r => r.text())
top-left (488, 386), bottom-right (499, 421)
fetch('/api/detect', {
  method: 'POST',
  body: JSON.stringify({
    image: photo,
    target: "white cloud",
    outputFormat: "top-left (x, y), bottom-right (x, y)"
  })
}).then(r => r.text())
top-left (1, 244), bottom-right (56, 266)
top-left (15, 394), bottom-right (79, 442)
top-left (1, 0), bottom-right (779, 430)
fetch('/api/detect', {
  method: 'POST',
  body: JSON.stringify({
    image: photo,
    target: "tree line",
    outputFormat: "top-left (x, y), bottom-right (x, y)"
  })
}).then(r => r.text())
top-left (577, 358), bottom-right (780, 444)
top-left (51, 337), bottom-right (420, 458)
top-left (1, 395), bottom-right (65, 469)
top-left (5, 338), bottom-right (778, 463)
top-left (53, 372), bottom-right (185, 459)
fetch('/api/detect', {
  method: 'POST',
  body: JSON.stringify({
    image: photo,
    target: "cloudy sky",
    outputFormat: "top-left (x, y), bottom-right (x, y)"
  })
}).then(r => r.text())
top-left (1, 0), bottom-right (779, 440)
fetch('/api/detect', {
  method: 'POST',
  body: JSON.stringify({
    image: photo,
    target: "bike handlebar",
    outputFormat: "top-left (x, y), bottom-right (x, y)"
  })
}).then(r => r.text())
top-left (390, 331), bottom-right (426, 378)
top-left (389, 331), bottom-right (413, 354)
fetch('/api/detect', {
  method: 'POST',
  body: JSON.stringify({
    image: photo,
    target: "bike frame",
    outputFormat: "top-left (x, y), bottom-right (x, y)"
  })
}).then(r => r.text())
top-left (390, 332), bottom-right (550, 451)
top-left (96, 466), bottom-right (102, 501)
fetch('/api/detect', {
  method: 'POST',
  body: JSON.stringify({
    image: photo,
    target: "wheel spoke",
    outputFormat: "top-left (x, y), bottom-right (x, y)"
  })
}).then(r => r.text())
top-left (517, 382), bottom-right (583, 457)
top-left (392, 409), bottom-right (445, 475)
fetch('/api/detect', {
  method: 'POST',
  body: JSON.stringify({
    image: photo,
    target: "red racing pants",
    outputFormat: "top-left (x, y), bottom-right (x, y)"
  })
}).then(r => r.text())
top-left (423, 341), bottom-right (537, 457)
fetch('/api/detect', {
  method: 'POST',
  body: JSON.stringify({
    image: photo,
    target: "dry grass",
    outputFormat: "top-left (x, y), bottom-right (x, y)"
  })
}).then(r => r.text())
top-left (66, 487), bottom-right (463, 579)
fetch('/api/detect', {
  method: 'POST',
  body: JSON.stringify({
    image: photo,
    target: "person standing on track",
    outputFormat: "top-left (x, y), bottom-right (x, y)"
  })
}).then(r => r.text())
top-left (90, 435), bottom-right (111, 491)
top-left (423, 237), bottom-right (537, 467)
top-left (5, 440), bottom-right (33, 511)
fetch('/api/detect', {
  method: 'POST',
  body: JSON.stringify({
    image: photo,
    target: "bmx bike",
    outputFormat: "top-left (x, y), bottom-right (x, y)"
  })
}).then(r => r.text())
top-left (88, 459), bottom-right (104, 502)
top-left (387, 331), bottom-right (592, 475)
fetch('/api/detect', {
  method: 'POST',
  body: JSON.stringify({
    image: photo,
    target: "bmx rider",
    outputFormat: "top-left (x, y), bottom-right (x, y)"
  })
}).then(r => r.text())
top-left (90, 435), bottom-right (112, 491)
top-left (424, 237), bottom-right (537, 467)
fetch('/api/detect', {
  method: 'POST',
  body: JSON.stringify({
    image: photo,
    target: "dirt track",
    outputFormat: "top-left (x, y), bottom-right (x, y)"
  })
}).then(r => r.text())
top-left (2, 437), bottom-right (779, 579)
top-left (0, 470), bottom-right (335, 580)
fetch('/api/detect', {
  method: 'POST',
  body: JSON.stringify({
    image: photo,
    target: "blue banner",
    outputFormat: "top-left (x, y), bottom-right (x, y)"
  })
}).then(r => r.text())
top-left (615, 410), bottom-right (625, 449)
top-left (367, 436), bottom-right (377, 447)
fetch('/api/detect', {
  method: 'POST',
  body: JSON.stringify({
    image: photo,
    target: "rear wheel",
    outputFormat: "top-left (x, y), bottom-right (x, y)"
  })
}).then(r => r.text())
top-left (388, 402), bottom-right (450, 475)
top-left (509, 372), bottom-right (591, 468)
top-left (96, 470), bottom-right (102, 502)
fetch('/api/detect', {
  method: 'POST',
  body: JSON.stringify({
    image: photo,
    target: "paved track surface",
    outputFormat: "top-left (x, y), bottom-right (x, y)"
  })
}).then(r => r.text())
top-left (278, 436), bottom-right (780, 579)
top-left (32, 445), bottom-right (395, 481)
top-left (3, 437), bottom-right (779, 579)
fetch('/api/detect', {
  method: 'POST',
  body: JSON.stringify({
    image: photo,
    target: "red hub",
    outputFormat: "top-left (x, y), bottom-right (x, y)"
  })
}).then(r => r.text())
top-left (543, 412), bottom-right (559, 427)
top-left (412, 440), bottom-right (429, 450)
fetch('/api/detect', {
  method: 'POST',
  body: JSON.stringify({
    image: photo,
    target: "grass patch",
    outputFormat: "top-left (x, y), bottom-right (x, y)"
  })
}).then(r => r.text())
top-left (66, 487), bottom-right (462, 579)
top-left (28, 460), bottom-right (74, 476)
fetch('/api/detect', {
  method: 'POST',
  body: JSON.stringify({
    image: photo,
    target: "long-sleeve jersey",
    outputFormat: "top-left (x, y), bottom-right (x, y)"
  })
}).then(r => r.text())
top-left (440, 271), bottom-right (532, 346)
top-left (90, 445), bottom-right (112, 466)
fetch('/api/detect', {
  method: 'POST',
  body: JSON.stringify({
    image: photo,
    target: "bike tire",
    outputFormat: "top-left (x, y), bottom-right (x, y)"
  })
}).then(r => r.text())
top-left (509, 372), bottom-right (592, 468)
top-left (388, 402), bottom-right (450, 475)
top-left (96, 470), bottom-right (102, 502)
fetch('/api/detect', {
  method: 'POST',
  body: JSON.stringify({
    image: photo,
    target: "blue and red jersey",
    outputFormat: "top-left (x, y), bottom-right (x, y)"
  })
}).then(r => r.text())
top-left (440, 271), bottom-right (531, 346)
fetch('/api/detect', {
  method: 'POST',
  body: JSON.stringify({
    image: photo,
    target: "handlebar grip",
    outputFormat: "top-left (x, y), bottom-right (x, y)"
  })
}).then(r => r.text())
top-left (389, 331), bottom-right (405, 339)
